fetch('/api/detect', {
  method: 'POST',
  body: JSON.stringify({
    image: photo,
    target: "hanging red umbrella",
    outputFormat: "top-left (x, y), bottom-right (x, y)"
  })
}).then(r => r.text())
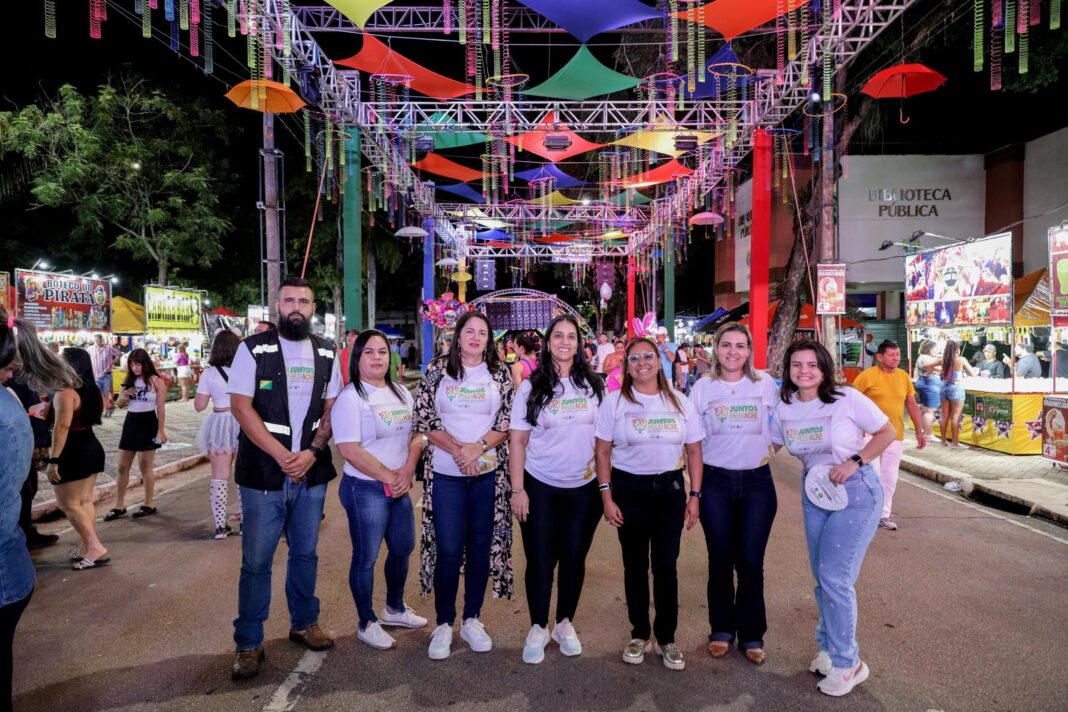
top-left (860, 63), bottom-right (947, 123)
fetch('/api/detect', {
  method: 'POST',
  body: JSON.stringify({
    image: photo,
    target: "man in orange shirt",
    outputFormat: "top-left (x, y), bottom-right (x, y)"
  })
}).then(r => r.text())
top-left (851, 340), bottom-right (926, 531)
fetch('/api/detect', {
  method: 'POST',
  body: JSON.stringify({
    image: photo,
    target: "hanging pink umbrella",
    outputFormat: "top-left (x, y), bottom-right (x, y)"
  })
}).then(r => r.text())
top-left (689, 211), bottom-right (725, 227)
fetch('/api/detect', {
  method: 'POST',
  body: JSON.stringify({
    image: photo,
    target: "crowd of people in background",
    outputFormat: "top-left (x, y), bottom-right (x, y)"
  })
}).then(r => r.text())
top-left (6, 286), bottom-right (1021, 707)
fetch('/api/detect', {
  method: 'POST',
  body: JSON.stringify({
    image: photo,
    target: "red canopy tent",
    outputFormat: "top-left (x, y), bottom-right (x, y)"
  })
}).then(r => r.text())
top-left (739, 301), bottom-right (861, 331)
top-left (210, 307), bottom-right (241, 317)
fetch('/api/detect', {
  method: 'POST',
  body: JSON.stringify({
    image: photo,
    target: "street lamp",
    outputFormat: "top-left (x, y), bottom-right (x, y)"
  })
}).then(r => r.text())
top-left (30, 259), bottom-right (49, 271)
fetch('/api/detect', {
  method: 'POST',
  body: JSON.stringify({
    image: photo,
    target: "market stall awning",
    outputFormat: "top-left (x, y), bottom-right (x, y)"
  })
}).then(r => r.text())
top-left (740, 301), bottom-right (861, 331)
top-left (210, 307), bottom-right (241, 317)
top-left (524, 45), bottom-right (640, 101)
top-left (111, 296), bottom-right (146, 334)
top-left (1014, 269), bottom-right (1050, 328)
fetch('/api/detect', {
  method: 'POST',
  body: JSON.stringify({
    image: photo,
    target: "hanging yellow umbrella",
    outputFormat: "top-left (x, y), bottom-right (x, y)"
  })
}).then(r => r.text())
top-left (224, 80), bottom-right (306, 114)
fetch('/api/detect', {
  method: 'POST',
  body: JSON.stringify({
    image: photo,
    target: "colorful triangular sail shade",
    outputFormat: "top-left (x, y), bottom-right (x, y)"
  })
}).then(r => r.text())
top-left (504, 111), bottom-right (605, 162)
top-left (335, 33), bottom-right (474, 100)
top-left (606, 190), bottom-right (652, 205)
top-left (606, 159), bottom-right (693, 189)
top-left (416, 112), bottom-right (488, 150)
top-left (435, 182), bottom-right (486, 203)
top-left (524, 191), bottom-right (581, 206)
top-left (514, 163), bottom-right (588, 189)
top-left (324, 0), bottom-right (393, 29)
top-left (677, 0), bottom-right (809, 41)
top-left (524, 46), bottom-right (640, 101)
top-left (412, 153), bottom-right (484, 182)
top-left (516, 0), bottom-right (661, 42)
top-left (613, 114), bottom-right (719, 157)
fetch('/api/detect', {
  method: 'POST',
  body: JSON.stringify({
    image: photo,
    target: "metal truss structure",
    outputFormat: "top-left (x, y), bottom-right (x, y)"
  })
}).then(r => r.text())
top-left (463, 241), bottom-right (631, 258)
top-left (439, 202), bottom-right (649, 226)
top-left (276, 0), bottom-right (916, 259)
top-left (293, 5), bottom-right (663, 34)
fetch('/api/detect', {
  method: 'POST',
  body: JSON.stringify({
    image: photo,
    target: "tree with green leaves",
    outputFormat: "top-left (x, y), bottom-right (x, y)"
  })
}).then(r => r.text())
top-left (0, 75), bottom-right (233, 285)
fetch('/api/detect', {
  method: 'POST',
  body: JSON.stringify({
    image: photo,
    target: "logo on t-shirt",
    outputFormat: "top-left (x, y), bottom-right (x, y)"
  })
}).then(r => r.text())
top-left (445, 385), bottom-right (487, 402)
top-left (781, 417), bottom-right (833, 455)
top-left (627, 413), bottom-right (682, 441)
top-left (547, 396), bottom-right (590, 416)
top-left (287, 365), bottom-right (315, 383)
top-left (707, 399), bottom-right (762, 435)
top-left (376, 407), bottom-right (412, 427)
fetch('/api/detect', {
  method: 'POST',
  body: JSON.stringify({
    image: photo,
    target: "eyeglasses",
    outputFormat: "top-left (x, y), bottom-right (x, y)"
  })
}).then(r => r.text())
top-left (626, 352), bottom-right (658, 364)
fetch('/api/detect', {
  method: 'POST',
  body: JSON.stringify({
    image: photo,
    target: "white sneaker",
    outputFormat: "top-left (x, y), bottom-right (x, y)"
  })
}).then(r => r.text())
top-left (817, 661), bottom-right (870, 696)
top-left (809, 650), bottom-right (832, 676)
top-left (460, 618), bottom-right (493, 652)
top-left (428, 623), bottom-right (453, 660)
top-left (551, 618), bottom-right (582, 657)
top-left (357, 621), bottom-right (396, 650)
top-left (380, 605), bottom-right (429, 628)
top-left (879, 517), bottom-right (898, 531)
top-left (522, 625), bottom-right (551, 664)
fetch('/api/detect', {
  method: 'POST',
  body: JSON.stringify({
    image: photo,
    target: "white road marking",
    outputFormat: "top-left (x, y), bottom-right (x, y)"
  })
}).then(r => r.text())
top-left (262, 649), bottom-right (328, 712)
top-left (900, 476), bottom-right (1068, 547)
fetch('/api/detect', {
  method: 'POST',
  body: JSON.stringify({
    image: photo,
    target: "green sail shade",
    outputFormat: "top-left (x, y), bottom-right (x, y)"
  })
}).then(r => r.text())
top-left (416, 112), bottom-right (488, 150)
top-left (524, 46), bottom-right (640, 101)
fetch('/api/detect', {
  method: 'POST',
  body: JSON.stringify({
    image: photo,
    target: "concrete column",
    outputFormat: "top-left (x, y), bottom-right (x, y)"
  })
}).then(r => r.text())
top-left (343, 129), bottom-right (363, 331)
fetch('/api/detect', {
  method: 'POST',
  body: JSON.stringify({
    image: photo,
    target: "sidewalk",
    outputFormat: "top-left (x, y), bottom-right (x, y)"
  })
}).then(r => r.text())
top-left (900, 438), bottom-right (1068, 525)
top-left (32, 399), bottom-right (208, 519)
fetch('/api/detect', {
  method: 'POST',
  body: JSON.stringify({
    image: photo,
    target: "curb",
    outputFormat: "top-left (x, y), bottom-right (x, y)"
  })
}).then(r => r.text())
top-left (31, 453), bottom-right (209, 521)
top-left (899, 455), bottom-right (1068, 526)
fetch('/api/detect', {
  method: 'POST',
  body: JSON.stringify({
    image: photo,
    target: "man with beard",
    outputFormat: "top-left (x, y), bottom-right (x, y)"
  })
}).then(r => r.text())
top-left (226, 278), bottom-right (343, 680)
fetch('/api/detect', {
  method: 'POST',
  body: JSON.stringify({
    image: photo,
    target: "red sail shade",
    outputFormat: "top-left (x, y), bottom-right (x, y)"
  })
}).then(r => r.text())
top-left (411, 153), bottom-right (484, 182)
top-left (677, 0), bottom-right (809, 41)
top-left (335, 33), bottom-right (475, 101)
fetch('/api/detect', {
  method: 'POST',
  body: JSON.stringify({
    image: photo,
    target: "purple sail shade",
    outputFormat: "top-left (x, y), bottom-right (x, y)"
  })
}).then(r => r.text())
top-left (516, 0), bottom-right (661, 43)
top-left (435, 182), bottom-right (486, 203)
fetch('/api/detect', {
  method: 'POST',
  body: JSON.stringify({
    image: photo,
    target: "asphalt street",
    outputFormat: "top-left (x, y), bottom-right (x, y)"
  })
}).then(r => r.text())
top-left (15, 452), bottom-right (1068, 712)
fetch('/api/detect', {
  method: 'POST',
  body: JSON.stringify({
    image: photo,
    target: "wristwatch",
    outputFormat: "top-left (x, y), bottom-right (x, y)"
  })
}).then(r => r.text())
top-left (849, 453), bottom-right (864, 467)
top-left (480, 438), bottom-right (490, 453)
top-left (689, 491), bottom-right (703, 499)
top-left (308, 444), bottom-right (323, 457)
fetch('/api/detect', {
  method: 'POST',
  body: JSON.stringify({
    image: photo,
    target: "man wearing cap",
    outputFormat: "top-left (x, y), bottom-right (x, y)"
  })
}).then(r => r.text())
top-left (976, 344), bottom-right (1009, 379)
top-left (655, 326), bottom-right (677, 382)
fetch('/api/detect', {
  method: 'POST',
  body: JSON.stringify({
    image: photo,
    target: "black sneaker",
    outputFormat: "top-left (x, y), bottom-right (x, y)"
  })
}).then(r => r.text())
top-left (214, 525), bottom-right (233, 540)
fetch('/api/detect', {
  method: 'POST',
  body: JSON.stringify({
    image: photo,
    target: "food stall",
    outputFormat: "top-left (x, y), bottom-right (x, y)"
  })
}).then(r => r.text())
top-left (906, 233), bottom-right (1046, 455)
top-left (110, 295), bottom-right (147, 394)
top-left (1041, 222), bottom-right (1068, 465)
top-left (111, 286), bottom-right (204, 399)
top-left (14, 268), bottom-right (112, 346)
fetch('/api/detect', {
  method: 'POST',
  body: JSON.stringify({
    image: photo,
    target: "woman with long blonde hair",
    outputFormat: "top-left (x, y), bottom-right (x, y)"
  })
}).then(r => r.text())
top-left (689, 322), bottom-right (780, 665)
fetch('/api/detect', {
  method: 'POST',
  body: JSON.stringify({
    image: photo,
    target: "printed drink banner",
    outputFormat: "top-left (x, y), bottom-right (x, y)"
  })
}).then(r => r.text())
top-left (145, 286), bottom-right (202, 331)
top-left (0, 272), bottom-right (9, 311)
top-left (1049, 225), bottom-right (1068, 326)
top-left (15, 269), bottom-right (112, 332)
top-left (815, 263), bottom-right (847, 315)
top-left (1041, 396), bottom-right (1068, 465)
top-left (903, 232), bottom-right (1013, 327)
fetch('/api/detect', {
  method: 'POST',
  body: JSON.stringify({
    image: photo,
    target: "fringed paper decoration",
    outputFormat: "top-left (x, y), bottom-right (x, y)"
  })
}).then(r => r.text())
top-left (170, 16), bottom-right (180, 51)
top-left (45, 0), bottom-right (57, 38)
top-left (822, 0), bottom-right (832, 101)
top-left (1006, 0), bottom-right (1016, 53)
top-left (228, 0), bottom-right (237, 37)
top-left (166, 0), bottom-right (175, 22)
top-left (1053, 0), bottom-right (1062, 29)
top-left (686, 3), bottom-right (696, 91)
top-left (787, 7), bottom-right (798, 62)
top-left (668, 0), bottom-right (679, 62)
top-left (991, 21), bottom-right (1003, 90)
top-left (800, 1), bottom-right (810, 86)
top-left (459, 0), bottom-right (468, 44)
top-left (180, 0), bottom-right (190, 31)
top-left (445, 0), bottom-right (453, 35)
top-left (90, 0), bottom-right (106, 39)
top-left (697, 5), bottom-right (706, 84)
top-left (975, 0), bottom-right (985, 71)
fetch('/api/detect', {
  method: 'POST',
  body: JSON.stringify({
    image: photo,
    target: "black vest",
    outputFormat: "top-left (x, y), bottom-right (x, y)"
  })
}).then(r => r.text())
top-left (234, 331), bottom-right (337, 490)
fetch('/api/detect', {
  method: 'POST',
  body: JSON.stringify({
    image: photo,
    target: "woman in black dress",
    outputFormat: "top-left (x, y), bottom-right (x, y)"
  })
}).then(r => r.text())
top-left (44, 348), bottom-right (108, 570)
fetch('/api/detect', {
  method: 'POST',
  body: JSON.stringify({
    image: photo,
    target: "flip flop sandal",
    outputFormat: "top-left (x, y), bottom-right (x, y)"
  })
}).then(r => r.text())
top-left (67, 550), bottom-right (85, 562)
top-left (745, 649), bottom-right (768, 666)
top-left (72, 556), bottom-right (111, 571)
top-left (131, 506), bottom-right (158, 519)
top-left (708, 641), bottom-right (731, 658)
top-left (103, 508), bottom-right (127, 521)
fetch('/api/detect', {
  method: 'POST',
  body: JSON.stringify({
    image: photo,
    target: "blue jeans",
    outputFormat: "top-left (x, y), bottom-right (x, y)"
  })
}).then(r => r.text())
top-left (338, 476), bottom-right (415, 629)
top-left (431, 472), bottom-right (495, 626)
top-left (699, 464), bottom-right (778, 650)
top-left (802, 464), bottom-right (883, 669)
top-left (233, 480), bottom-right (327, 651)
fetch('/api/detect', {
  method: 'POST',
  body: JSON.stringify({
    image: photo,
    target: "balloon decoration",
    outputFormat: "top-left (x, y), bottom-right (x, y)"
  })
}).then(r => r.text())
top-left (421, 292), bottom-right (474, 328)
top-left (630, 311), bottom-right (658, 339)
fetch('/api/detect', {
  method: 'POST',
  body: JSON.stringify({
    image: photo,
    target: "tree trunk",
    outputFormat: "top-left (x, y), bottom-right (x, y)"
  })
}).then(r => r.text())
top-left (157, 256), bottom-right (168, 286)
top-left (367, 248), bottom-right (377, 329)
top-left (767, 210), bottom-right (816, 377)
top-left (332, 284), bottom-right (344, 343)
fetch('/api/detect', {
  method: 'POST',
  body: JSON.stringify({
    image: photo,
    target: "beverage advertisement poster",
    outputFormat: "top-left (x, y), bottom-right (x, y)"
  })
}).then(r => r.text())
top-left (145, 286), bottom-right (202, 332)
top-left (904, 232), bottom-right (1012, 327)
top-left (1041, 396), bottom-right (1068, 465)
top-left (1049, 225), bottom-right (1068, 327)
top-left (14, 270), bottom-right (112, 332)
top-left (0, 272), bottom-right (10, 311)
top-left (815, 263), bottom-right (847, 315)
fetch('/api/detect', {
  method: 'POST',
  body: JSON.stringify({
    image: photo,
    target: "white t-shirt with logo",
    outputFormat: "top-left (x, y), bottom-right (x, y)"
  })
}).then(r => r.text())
top-left (510, 377), bottom-right (601, 488)
top-left (594, 389), bottom-right (705, 475)
top-left (432, 362), bottom-right (502, 476)
top-left (770, 387), bottom-right (889, 470)
top-left (332, 383), bottom-right (414, 481)
top-left (228, 338), bottom-right (342, 452)
top-left (198, 366), bottom-right (231, 408)
top-left (690, 372), bottom-right (779, 470)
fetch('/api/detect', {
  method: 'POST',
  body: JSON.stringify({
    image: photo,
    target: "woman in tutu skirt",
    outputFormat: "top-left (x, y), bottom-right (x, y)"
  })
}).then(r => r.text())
top-left (195, 330), bottom-right (242, 539)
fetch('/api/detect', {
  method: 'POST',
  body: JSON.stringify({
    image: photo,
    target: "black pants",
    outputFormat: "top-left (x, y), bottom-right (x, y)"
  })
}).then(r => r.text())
top-left (612, 468), bottom-right (686, 645)
top-left (699, 464), bottom-right (777, 649)
top-left (18, 466), bottom-right (38, 539)
top-left (518, 474), bottom-right (602, 627)
top-left (0, 589), bottom-right (32, 712)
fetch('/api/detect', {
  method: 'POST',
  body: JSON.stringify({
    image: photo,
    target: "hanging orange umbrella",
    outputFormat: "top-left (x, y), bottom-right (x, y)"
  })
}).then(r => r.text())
top-left (860, 63), bottom-right (947, 123)
top-left (224, 80), bottom-right (306, 114)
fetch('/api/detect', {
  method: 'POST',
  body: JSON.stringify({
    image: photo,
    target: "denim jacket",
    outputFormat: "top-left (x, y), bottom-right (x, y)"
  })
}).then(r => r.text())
top-left (0, 388), bottom-right (35, 606)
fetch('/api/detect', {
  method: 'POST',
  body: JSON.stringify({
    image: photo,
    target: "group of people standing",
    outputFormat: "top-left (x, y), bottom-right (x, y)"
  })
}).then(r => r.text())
top-left (221, 278), bottom-right (901, 699)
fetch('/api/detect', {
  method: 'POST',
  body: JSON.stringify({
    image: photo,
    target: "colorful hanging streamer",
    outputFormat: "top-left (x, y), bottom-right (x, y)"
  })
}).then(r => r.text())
top-left (45, 0), bottom-right (57, 38)
top-left (975, 0), bottom-right (984, 71)
top-left (204, 0), bottom-right (213, 73)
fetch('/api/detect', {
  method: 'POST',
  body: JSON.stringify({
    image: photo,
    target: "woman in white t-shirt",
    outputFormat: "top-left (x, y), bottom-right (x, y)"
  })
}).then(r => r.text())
top-left (194, 331), bottom-right (242, 539)
top-left (411, 311), bottom-right (515, 661)
top-left (509, 315), bottom-right (605, 665)
top-left (333, 330), bottom-right (429, 651)
top-left (770, 340), bottom-right (896, 698)
top-left (594, 337), bottom-right (704, 672)
top-left (689, 322), bottom-right (779, 666)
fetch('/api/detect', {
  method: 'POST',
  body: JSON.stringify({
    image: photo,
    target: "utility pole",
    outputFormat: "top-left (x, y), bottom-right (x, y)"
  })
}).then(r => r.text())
top-left (262, 113), bottom-right (282, 321)
top-left (819, 99), bottom-right (839, 370)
